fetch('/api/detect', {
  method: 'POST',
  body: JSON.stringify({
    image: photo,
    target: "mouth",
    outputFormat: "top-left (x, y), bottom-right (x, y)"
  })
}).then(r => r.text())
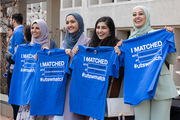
top-left (32, 33), bottom-right (37, 35)
top-left (135, 19), bottom-right (142, 24)
top-left (98, 33), bottom-right (104, 37)
top-left (68, 27), bottom-right (74, 31)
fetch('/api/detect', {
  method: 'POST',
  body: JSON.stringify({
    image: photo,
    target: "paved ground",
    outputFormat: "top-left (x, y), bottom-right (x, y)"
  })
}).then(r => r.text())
top-left (0, 115), bottom-right (13, 120)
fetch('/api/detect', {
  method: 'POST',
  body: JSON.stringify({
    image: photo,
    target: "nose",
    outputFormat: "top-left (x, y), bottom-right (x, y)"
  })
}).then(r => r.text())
top-left (98, 28), bottom-right (103, 32)
top-left (67, 23), bottom-right (72, 28)
top-left (135, 14), bottom-right (140, 18)
top-left (31, 28), bottom-right (36, 33)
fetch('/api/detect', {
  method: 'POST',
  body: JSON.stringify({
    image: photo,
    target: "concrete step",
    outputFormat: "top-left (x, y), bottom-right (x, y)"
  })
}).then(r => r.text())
top-left (0, 115), bottom-right (13, 120)
top-left (0, 94), bottom-right (13, 118)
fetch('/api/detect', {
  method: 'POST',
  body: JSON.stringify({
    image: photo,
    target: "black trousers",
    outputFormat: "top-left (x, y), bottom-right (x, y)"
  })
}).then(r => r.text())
top-left (7, 69), bottom-right (19, 120)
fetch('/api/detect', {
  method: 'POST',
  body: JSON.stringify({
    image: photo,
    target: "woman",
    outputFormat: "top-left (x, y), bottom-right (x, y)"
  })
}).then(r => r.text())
top-left (16, 19), bottom-right (57, 120)
top-left (120, 6), bottom-right (178, 120)
top-left (30, 19), bottom-right (57, 49)
top-left (89, 16), bottom-right (119, 47)
top-left (74, 16), bottom-right (122, 120)
top-left (6, 25), bottom-right (14, 92)
top-left (23, 25), bottom-right (32, 43)
top-left (60, 12), bottom-right (90, 120)
top-left (89, 16), bottom-right (121, 120)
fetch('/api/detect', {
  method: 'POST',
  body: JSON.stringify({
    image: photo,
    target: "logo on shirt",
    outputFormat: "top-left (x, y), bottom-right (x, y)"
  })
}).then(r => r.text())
top-left (82, 57), bottom-right (108, 81)
top-left (40, 61), bottom-right (65, 82)
top-left (131, 41), bottom-right (162, 68)
top-left (20, 54), bottom-right (36, 72)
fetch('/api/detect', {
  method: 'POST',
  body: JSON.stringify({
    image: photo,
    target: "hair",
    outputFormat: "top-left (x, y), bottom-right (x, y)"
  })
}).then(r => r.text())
top-left (12, 13), bottom-right (23, 24)
top-left (89, 16), bottom-right (119, 47)
top-left (7, 25), bottom-right (14, 31)
top-left (23, 25), bottom-right (31, 42)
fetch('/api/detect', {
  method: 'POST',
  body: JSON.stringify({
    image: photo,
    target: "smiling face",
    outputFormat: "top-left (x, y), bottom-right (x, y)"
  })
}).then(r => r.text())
top-left (66, 15), bottom-right (79, 34)
top-left (96, 22), bottom-right (110, 41)
top-left (7, 27), bottom-right (14, 37)
top-left (31, 23), bottom-right (41, 38)
top-left (133, 7), bottom-right (146, 29)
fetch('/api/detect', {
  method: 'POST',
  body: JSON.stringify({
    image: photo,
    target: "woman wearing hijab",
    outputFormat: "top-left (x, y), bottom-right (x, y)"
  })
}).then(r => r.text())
top-left (60, 12), bottom-right (90, 120)
top-left (16, 19), bottom-right (57, 120)
top-left (30, 19), bottom-right (57, 49)
top-left (118, 6), bottom-right (177, 120)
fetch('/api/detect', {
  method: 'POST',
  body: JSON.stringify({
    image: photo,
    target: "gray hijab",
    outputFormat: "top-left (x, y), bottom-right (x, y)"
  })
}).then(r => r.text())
top-left (31, 19), bottom-right (49, 47)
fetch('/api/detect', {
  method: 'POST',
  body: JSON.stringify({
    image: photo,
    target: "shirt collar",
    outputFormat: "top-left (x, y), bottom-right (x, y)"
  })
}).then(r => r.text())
top-left (14, 25), bottom-right (23, 31)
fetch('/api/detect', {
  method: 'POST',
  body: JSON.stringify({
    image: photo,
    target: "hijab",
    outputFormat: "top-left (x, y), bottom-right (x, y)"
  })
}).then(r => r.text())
top-left (63, 12), bottom-right (84, 49)
top-left (31, 19), bottom-right (49, 47)
top-left (129, 6), bottom-right (153, 39)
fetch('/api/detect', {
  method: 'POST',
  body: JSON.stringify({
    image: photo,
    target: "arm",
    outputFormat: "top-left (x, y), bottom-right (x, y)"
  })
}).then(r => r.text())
top-left (115, 39), bottom-right (123, 47)
top-left (114, 46), bottom-right (121, 57)
top-left (166, 52), bottom-right (177, 65)
top-left (65, 49), bottom-right (72, 58)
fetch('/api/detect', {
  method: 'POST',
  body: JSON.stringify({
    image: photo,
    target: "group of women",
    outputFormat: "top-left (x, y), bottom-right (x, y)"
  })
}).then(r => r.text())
top-left (12, 5), bottom-right (177, 120)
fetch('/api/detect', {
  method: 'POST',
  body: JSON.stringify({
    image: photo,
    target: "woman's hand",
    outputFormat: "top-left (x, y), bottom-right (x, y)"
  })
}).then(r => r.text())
top-left (114, 46), bottom-right (121, 56)
top-left (41, 46), bottom-right (49, 49)
top-left (65, 49), bottom-right (72, 57)
top-left (116, 39), bottom-right (123, 47)
top-left (176, 71), bottom-right (180, 75)
top-left (15, 45), bottom-right (19, 53)
top-left (177, 56), bottom-right (180, 60)
top-left (164, 26), bottom-right (173, 32)
top-left (74, 46), bottom-right (79, 54)
top-left (35, 53), bottom-right (38, 60)
top-left (176, 56), bottom-right (180, 65)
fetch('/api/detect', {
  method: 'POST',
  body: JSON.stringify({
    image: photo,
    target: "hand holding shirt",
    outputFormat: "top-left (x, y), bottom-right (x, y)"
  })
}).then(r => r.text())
top-left (69, 45), bottom-right (119, 120)
top-left (119, 29), bottom-right (176, 105)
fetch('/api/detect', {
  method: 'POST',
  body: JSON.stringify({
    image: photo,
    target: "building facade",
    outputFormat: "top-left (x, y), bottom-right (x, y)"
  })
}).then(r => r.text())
top-left (60, 0), bottom-right (180, 86)
top-left (4, 0), bottom-right (180, 86)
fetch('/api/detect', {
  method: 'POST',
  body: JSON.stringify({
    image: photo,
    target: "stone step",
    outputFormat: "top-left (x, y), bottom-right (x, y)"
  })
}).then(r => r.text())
top-left (0, 94), bottom-right (13, 118)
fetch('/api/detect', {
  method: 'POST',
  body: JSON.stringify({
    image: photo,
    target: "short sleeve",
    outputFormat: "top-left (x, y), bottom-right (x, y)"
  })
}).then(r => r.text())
top-left (109, 51), bottom-right (119, 78)
top-left (69, 55), bottom-right (77, 70)
top-left (119, 47), bottom-right (125, 67)
top-left (11, 46), bottom-right (20, 61)
top-left (65, 55), bottom-right (71, 74)
top-left (11, 53), bottom-right (16, 61)
top-left (166, 32), bottom-right (176, 53)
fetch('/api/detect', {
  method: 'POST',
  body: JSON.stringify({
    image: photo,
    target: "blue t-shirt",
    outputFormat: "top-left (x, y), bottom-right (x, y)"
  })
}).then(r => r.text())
top-left (119, 29), bottom-right (176, 105)
top-left (30, 48), bottom-right (70, 116)
top-left (9, 26), bottom-right (25, 54)
top-left (69, 45), bottom-right (119, 120)
top-left (8, 43), bottom-right (42, 105)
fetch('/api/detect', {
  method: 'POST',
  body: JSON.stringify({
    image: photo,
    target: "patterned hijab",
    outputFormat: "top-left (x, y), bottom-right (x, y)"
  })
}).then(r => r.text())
top-left (129, 6), bottom-right (153, 39)
top-left (63, 12), bottom-right (84, 49)
top-left (31, 19), bottom-right (49, 47)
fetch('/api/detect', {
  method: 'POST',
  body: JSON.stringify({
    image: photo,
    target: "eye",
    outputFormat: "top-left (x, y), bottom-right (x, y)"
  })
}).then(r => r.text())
top-left (102, 26), bottom-right (108, 29)
top-left (71, 20), bottom-right (75, 23)
top-left (66, 21), bottom-right (69, 24)
top-left (133, 13), bottom-right (136, 16)
top-left (139, 12), bottom-right (144, 15)
top-left (96, 26), bottom-right (100, 29)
